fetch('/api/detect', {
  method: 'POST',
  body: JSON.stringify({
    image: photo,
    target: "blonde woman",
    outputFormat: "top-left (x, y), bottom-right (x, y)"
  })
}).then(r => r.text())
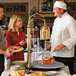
top-left (5, 15), bottom-right (27, 68)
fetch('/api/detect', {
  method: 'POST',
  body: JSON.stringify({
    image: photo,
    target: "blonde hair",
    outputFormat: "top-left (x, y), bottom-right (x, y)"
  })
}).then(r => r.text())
top-left (8, 15), bottom-right (22, 32)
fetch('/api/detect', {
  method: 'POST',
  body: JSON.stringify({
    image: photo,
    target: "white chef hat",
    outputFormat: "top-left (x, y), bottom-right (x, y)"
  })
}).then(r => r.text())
top-left (53, 1), bottom-right (67, 10)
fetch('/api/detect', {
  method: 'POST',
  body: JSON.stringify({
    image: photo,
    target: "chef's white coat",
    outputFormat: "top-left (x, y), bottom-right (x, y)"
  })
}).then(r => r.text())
top-left (51, 12), bottom-right (76, 57)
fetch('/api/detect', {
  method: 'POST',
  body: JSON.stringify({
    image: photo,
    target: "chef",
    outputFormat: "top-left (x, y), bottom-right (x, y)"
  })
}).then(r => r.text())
top-left (47, 1), bottom-right (76, 74)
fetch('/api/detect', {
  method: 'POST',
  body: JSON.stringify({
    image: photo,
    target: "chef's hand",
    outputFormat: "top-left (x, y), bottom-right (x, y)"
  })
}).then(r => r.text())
top-left (19, 40), bottom-right (27, 46)
top-left (46, 43), bottom-right (51, 50)
top-left (53, 44), bottom-right (65, 52)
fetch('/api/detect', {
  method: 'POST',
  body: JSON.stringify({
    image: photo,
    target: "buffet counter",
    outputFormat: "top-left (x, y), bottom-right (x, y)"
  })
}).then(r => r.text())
top-left (1, 66), bottom-right (70, 76)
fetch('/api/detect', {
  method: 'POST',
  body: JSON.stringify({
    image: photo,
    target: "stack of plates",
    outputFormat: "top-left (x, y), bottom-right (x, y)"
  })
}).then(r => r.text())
top-left (10, 65), bottom-right (21, 71)
top-left (10, 61), bottom-right (27, 71)
top-left (12, 61), bottom-right (27, 67)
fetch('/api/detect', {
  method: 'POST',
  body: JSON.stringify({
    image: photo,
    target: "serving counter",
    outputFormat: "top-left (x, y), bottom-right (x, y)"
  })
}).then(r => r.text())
top-left (1, 66), bottom-right (70, 76)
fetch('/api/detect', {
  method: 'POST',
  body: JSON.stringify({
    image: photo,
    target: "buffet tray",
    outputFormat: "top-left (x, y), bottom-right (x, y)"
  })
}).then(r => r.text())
top-left (30, 61), bottom-right (65, 71)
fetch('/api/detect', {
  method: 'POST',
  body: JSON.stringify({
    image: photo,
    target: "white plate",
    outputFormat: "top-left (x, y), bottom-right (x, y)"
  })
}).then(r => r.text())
top-left (12, 61), bottom-right (27, 67)
top-left (7, 46), bottom-right (24, 52)
top-left (10, 65), bottom-right (21, 70)
top-left (1, 71), bottom-right (10, 76)
top-left (12, 61), bottom-right (26, 64)
top-left (13, 46), bottom-right (24, 52)
top-left (46, 71), bottom-right (58, 75)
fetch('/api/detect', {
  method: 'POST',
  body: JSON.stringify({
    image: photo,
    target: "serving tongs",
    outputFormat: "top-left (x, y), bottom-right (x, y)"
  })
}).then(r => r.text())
top-left (39, 50), bottom-right (54, 56)
top-left (39, 41), bottom-right (54, 56)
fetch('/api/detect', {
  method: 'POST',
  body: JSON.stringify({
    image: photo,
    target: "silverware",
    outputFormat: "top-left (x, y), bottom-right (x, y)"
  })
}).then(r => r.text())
top-left (46, 51), bottom-right (54, 54)
top-left (39, 50), bottom-right (54, 56)
top-left (39, 49), bottom-right (46, 56)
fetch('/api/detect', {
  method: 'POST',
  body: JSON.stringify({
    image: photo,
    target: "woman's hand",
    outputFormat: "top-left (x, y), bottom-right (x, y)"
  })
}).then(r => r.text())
top-left (19, 40), bottom-right (27, 46)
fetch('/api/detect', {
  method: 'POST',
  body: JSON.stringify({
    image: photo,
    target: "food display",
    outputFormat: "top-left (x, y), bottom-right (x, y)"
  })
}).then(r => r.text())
top-left (25, 71), bottom-right (45, 76)
top-left (37, 56), bottom-right (55, 64)
top-left (9, 68), bottom-right (45, 76)
top-left (25, 74), bottom-right (38, 76)
top-left (10, 70), bottom-right (25, 76)
top-left (7, 46), bottom-right (24, 52)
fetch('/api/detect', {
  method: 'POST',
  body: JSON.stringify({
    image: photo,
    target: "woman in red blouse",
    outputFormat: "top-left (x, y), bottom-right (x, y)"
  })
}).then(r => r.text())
top-left (5, 15), bottom-right (27, 68)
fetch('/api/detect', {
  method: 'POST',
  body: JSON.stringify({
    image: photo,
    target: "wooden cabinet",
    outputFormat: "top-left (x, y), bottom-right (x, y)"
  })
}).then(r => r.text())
top-left (66, 1), bottom-right (76, 19)
top-left (36, 0), bottom-right (76, 30)
top-left (66, 0), bottom-right (76, 2)
top-left (38, 0), bottom-right (76, 19)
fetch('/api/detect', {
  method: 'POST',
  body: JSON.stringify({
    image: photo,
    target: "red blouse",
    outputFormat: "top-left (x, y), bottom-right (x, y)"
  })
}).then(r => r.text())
top-left (5, 31), bottom-right (25, 61)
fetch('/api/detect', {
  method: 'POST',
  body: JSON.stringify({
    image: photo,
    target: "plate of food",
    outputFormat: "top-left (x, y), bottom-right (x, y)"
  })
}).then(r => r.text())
top-left (31, 56), bottom-right (64, 71)
top-left (7, 46), bottom-right (24, 52)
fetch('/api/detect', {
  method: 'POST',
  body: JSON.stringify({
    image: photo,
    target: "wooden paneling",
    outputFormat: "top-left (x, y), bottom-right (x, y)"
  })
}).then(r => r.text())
top-left (0, 3), bottom-right (29, 33)
top-left (66, 0), bottom-right (76, 2)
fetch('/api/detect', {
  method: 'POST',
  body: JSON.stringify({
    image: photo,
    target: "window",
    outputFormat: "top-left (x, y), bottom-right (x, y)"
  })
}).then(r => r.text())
top-left (0, 3), bottom-right (26, 13)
